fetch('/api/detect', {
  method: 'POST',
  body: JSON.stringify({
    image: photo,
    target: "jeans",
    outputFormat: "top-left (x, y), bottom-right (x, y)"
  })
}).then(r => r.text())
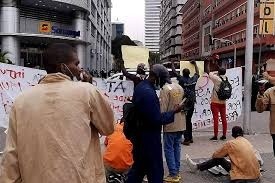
top-left (272, 134), bottom-right (275, 157)
top-left (211, 102), bottom-right (227, 137)
top-left (184, 107), bottom-right (194, 141)
top-left (163, 132), bottom-right (182, 176)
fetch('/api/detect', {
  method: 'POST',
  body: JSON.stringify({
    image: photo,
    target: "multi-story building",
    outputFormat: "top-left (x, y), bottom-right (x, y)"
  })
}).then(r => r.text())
top-left (181, 0), bottom-right (201, 60)
top-left (145, 0), bottom-right (161, 52)
top-left (111, 22), bottom-right (124, 40)
top-left (159, 0), bottom-right (185, 63)
top-left (0, 0), bottom-right (112, 72)
top-left (182, 0), bottom-right (275, 73)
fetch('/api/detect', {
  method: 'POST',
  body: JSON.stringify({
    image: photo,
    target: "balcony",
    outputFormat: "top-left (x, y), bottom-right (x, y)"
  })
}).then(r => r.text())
top-left (182, 47), bottom-right (200, 60)
top-left (212, 0), bottom-right (238, 14)
top-left (211, 26), bottom-right (268, 55)
top-left (213, 6), bottom-right (259, 35)
top-left (182, 1), bottom-right (200, 23)
top-left (182, 33), bottom-right (200, 49)
top-left (182, 16), bottom-right (200, 36)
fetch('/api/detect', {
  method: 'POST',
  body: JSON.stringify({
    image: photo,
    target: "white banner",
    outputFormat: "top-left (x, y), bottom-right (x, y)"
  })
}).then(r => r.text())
top-left (0, 63), bottom-right (46, 128)
top-left (92, 78), bottom-right (134, 122)
top-left (0, 64), bottom-right (242, 130)
top-left (192, 67), bottom-right (242, 130)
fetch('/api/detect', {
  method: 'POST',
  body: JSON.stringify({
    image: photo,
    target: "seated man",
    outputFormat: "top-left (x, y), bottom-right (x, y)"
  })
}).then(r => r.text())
top-left (186, 126), bottom-right (261, 183)
top-left (103, 119), bottom-right (133, 180)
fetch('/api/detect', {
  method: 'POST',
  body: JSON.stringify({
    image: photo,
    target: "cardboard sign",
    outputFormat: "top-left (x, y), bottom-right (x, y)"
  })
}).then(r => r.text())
top-left (180, 61), bottom-right (204, 77)
top-left (122, 45), bottom-right (149, 69)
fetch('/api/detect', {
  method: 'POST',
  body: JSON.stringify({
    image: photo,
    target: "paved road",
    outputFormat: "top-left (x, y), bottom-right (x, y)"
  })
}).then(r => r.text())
top-left (1, 112), bottom-right (274, 182)
top-left (165, 153), bottom-right (274, 183)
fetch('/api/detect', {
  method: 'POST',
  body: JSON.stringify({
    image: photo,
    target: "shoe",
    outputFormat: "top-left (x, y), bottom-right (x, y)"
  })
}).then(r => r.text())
top-left (163, 175), bottom-right (180, 182)
top-left (185, 154), bottom-right (198, 173)
top-left (210, 136), bottom-right (218, 141)
top-left (181, 140), bottom-right (190, 146)
top-left (176, 173), bottom-right (181, 180)
top-left (190, 139), bottom-right (193, 143)
top-left (220, 136), bottom-right (226, 141)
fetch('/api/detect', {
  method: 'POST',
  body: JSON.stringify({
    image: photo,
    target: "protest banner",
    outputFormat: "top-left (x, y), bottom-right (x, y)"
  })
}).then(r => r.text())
top-left (92, 78), bottom-right (134, 122)
top-left (180, 61), bottom-right (204, 77)
top-left (192, 67), bottom-right (242, 130)
top-left (122, 45), bottom-right (149, 69)
top-left (0, 63), bottom-right (46, 128)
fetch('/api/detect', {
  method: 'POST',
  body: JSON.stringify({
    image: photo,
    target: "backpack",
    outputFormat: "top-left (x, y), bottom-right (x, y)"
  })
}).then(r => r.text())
top-left (122, 103), bottom-right (141, 142)
top-left (217, 76), bottom-right (232, 100)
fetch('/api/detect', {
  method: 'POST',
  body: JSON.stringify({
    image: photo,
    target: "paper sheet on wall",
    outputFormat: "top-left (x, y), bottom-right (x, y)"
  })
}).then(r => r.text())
top-left (122, 45), bottom-right (149, 69)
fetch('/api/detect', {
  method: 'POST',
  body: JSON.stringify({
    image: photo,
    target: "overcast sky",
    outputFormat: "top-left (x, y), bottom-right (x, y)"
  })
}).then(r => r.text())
top-left (111, 0), bottom-right (145, 43)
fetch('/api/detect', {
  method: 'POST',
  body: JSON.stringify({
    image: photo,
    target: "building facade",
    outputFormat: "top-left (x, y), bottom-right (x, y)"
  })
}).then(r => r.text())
top-left (182, 0), bottom-right (275, 73)
top-left (0, 0), bottom-right (112, 72)
top-left (159, 0), bottom-right (186, 63)
top-left (145, 0), bottom-right (161, 53)
top-left (111, 22), bottom-right (124, 40)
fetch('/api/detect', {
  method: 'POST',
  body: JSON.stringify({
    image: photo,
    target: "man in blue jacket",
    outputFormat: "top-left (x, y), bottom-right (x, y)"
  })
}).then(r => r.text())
top-left (126, 64), bottom-right (183, 183)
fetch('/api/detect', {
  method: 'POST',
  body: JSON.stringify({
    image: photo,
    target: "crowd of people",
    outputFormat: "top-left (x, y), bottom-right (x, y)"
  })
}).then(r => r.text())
top-left (0, 43), bottom-right (273, 183)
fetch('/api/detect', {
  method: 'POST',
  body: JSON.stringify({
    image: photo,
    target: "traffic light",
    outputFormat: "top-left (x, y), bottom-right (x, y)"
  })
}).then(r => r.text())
top-left (209, 35), bottom-right (214, 45)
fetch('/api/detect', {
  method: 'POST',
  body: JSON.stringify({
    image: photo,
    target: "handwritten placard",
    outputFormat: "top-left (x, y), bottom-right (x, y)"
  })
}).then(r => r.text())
top-left (0, 63), bottom-right (46, 128)
top-left (192, 67), bottom-right (242, 129)
top-left (92, 78), bottom-right (134, 121)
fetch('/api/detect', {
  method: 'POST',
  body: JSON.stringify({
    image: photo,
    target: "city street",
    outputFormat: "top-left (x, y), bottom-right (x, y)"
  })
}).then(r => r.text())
top-left (1, 112), bottom-right (274, 182)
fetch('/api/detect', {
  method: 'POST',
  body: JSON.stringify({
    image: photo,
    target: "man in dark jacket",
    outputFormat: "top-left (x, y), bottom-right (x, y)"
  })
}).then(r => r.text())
top-left (126, 64), bottom-right (183, 183)
top-left (171, 60), bottom-right (200, 145)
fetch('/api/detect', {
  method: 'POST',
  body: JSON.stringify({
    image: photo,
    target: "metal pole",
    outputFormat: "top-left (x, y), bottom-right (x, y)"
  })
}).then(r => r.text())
top-left (257, 35), bottom-right (262, 75)
top-left (243, 0), bottom-right (254, 134)
top-left (234, 45), bottom-right (237, 68)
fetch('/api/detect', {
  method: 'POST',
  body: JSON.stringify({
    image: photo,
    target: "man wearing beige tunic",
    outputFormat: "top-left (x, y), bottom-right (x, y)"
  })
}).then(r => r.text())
top-left (0, 43), bottom-right (114, 183)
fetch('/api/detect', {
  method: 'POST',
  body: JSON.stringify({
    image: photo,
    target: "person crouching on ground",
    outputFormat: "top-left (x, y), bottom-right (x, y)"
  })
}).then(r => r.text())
top-left (186, 126), bottom-right (261, 183)
top-left (103, 118), bottom-right (133, 180)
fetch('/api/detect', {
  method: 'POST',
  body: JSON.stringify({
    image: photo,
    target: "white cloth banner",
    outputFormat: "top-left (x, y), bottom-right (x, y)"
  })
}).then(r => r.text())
top-left (0, 63), bottom-right (46, 128)
top-left (192, 67), bottom-right (242, 130)
top-left (92, 78), bottom-right (134, 122)
top-left (0, 64), bottom-right (242, 130)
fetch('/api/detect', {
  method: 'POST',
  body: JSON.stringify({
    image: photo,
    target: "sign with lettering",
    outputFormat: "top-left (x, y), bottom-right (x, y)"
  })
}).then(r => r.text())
top-left (39, 21), bottom-right (52, 33)
top-left (260, 1), bottom-right (275, 35)
top-left (39, 21), bottom-right (80, 37)
top-left (92, 78), bottom-right (134, 121)
top-left (192, 67), bottom-right (242, 129)
top-left (0, 63), bottom-right (46, 128)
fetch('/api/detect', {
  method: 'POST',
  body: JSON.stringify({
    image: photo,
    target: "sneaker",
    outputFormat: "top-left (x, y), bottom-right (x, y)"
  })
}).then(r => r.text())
top-left (163, 175), bottom-right (180, 182)
top-left (220, 136), bottom-right (226, 141)
top-left (176, 173), bottom-right (181, 180)
top-left (210, 136), bottom-right (218, 141)
top-left (181, 140), bottom-right (190, 146)
top-left (190, 139), bottom-right (193, 143)
top-left (185, 154), bottom-right (198, 173)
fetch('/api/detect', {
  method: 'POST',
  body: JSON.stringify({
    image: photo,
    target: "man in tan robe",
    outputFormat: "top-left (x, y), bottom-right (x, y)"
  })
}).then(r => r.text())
top-left (0, 43), bottom-right (114, 183)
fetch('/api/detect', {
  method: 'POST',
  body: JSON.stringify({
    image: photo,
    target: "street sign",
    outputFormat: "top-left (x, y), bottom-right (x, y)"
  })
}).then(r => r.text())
top-left (260, 0), bottom-right (275, 35)
top-left (260, 19), bottom-right (274, 34)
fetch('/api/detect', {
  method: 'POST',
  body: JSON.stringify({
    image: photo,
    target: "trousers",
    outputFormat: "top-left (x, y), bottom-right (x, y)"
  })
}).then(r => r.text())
top-left (183, 107), bottom-right (194, 141)
top-left (211, 102), bottom-right (227, 137)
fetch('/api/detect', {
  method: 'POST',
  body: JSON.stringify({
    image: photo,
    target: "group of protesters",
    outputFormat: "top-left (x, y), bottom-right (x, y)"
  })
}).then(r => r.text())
top-left (0, 43), bottom-right (273, 183)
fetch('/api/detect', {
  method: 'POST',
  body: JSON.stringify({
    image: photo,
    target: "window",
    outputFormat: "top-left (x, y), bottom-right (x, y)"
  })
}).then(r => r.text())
top-left (236, 8), bottom-right (240, 17)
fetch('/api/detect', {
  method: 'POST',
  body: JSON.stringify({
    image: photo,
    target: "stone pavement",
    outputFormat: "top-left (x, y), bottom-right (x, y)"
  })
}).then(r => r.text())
top-left (0, 112), bottom-right (274, 182)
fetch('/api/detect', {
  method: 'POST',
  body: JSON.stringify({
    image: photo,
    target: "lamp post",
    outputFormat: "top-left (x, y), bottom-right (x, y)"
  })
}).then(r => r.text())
top-left (212, 37), bottom-right (237, 68)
